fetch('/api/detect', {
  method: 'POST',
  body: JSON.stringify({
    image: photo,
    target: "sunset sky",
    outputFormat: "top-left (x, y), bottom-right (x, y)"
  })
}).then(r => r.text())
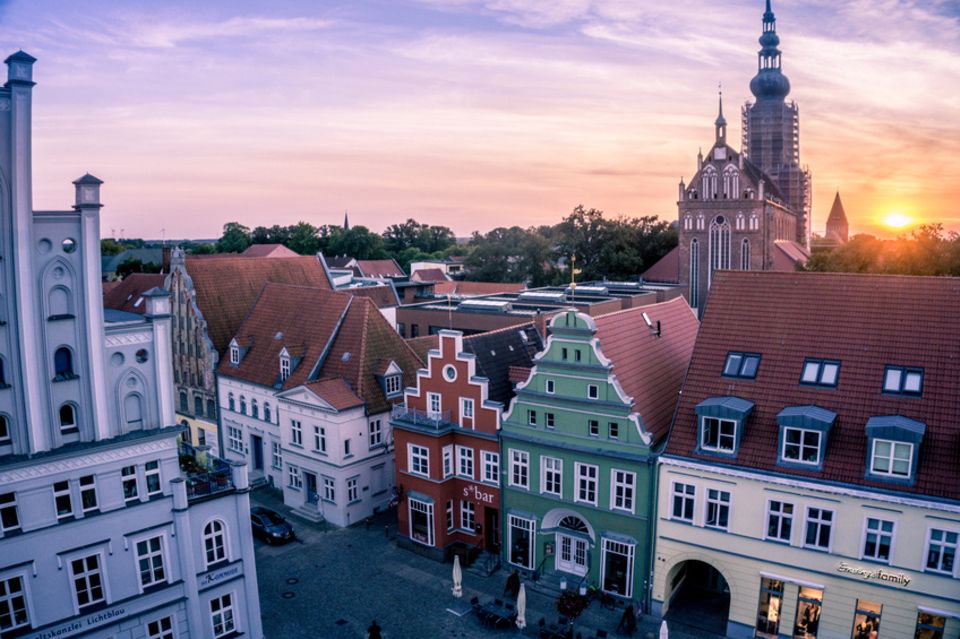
top-left (3, 0), bottom-right (958, 239)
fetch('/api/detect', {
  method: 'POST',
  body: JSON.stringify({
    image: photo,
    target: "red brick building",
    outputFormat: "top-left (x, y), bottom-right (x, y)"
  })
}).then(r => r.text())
top-left (392, 325), bottom-right (542, 563)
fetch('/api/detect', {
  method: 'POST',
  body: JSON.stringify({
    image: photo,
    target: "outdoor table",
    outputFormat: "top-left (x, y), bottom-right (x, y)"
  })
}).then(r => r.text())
top-left (539, 622), bottom-right (572, 639)
top-left (478, 602), bottom-right (516, 629)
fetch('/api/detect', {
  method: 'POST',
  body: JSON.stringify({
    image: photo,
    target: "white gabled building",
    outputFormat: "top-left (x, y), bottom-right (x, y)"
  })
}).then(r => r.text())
top-left (218, 283), bottom-right (423, 526)
top-left (0, 52), bottom-right (262, 639)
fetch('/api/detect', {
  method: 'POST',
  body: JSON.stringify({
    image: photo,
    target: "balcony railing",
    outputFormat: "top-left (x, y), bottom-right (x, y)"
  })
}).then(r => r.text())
top-left (391, 404), bottom-right (452, 429)
top-left (178, 440), bottom-right (234, 499)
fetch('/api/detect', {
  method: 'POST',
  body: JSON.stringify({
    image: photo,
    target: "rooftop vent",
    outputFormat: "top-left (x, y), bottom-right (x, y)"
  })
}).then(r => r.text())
top-left (565, 285), bottom-right (608, 296)
top-left (458, 299), bottom-right (512, 313)
top-left (518, 291), bottom-right (566, 303)
top-left (342, 352), bottom-right (351, 362)
top-left (274, 331), bottom-right (284, 341)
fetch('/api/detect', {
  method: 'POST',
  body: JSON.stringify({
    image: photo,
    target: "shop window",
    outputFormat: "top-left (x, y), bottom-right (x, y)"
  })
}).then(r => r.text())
top-left (408, 498), bottom-right (434, 546)
top-left (509, 515), bottom-right (534, 569)
top-left (850, 600), bottom-right (881, 639)
top-left (915, 611), bottom-right (946, 639)
top-left (601, 539), bottom-right (634, 598)
top-left (754, 577), bottom-right (783, 639)
top-left (793, 587), bottom-right (822, 638)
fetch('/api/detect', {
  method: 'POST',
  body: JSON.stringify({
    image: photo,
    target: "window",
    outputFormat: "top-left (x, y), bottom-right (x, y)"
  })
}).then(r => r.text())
top-left (408, 498), bottom-right (434, 546)
top-left (870, 439), bottom-right (912, 477)
top-left (279, 355), bottom-right (291, 381)
top-left (800, 359), bottom-right (840, 387)
top-left (510, 450), bottom-right (529, 488)
top-left (509, 515), bottom-right (534, 569)
top-left (145, 460), bottom-right (162, 496)
top-left (0, 415), bottom-right (9, 443)
top-left (262, 402), bottom-right (270, 422)
top-left (561, 347), bottom-right (568, 360)
top-left (883, 365), bottom-right (923, 395)
top-left (194, 395), bottom-right (203, 417)
top-left (575, 463), bottom-right (598, 505)
top-left (322, 476), bottom-right (335, 502)
top-left (227, 426), bottom-right (243, 453)
top-left (755, 577), bottom-right (783, 639)
top-left (442, 445), bottom-right (453, 478)
top-left (59, 404), bottom-right (77, 432)
top-left (271, 442), bottom-right (282, 470)
top-left (287, 465), bottom-right (302, 489)
top-left (427, 392), bottom-right (441, 419)
top-left (527, 410), bottom-right (537, 426)
top-left (251, 399), bottom-right (259, 419)
top-left (70, 554), bottom-right (105, 610)
top-left (146, 616), bottom-right (175, 639)
top-left (689, 238), bottom-right (700, 309)
top-left (0, 493), bottom-right (19, 533)
top-left (575, 349), bottom-right (581, 362)
top-left (609, 422), bottom-right (619, 439)
top-left (545, 413), bottom-right (555, 428)
top-left (850, 600), bottom-right (881, 639)
top-left (210, 593), bottom-right (236, 638)
top-left (227, 393), bottom-right (235, 411)
top-left (344, 438), bottom-right (351, 457)
top-left (460, 501), bottom-right (475, 531)
top-left (203, 520), bottom-right (227, 566)
top-left (804, 507), bottom-right (833, 551)
top-left (611, 469), bottom-right (635, 513)
top-left (409, 444), bottom-right (429, 476)
top-left (541, 457), bottom-right (562, 497)
top-left (705, 489), bottom-right (730, 530)
top-left (385, 374), bottom-right (402, 396)
top-left (445, 500), bottom-right (454, 531)
top-left (722, 352), bottom-right (760, 378)
top-left (80, 475), bottom-right (97, 513)
top-left (482, 452), bottom-right (499, 483)
top-left (198, 428), bottom-right (207, 447)
top-left (701, 417), bottom-right (737, 453)
top-left (460, 398), bottom-right (474, 423)
top-left (347, 477), bottom-right (359, 502)
top-left (672, 483), bottom-right (695, 522)
top-left (136, 536), bottom-right (166, 589)
top-left (54, 347), bottom-right (74, 378)
top-left (587, 384), bottom-right (599, 399)
top-left (925, 528), bottom-right (957, 574)
top-left (122, 465), bottom-right (139, 502)
top-left (792, 587), bottom-right (822, 639)
top-left (915, 611), bottom-right (946, 639)
top-left (53, 480), bottom-right (73, 520)
top-left (601, 539), bottom-right (635, 598)
top-left (0, 575), bottom-right (29, 633)
top-left (239, 396), bottom-right (246, 415)
top-left (862, 518), bottom-right (894, 563)
top-left (708, 215), bottom-right (731, 284)
top-left (456, 446), bottom-right (474, 479)
top-left (229, 345), bottom-right (240, 365)
top-left (545, 379), bottom-right (555, 394)
top-left (766, 501), bottom-right (793, 542)
top-left (291, 420), bottom-right (302, 447)
top-left (782, 428), bottom-right (821, 465)
top-left (312, 425), bottom-right (325, 453)
top-left (740, 238), bottom-right (751, 270)
top-left (589, 420), bottom-right (599, 436)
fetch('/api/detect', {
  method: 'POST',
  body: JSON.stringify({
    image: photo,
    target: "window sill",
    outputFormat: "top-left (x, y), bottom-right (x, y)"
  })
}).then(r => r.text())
top-left (47, 314), bottom-right (76, 321)
top-left (347, 499), bottom-right (361, 506)
top-left (52, 374), bottom-right (80, 383)
top-left (0, 383), bottom-right (10, 390)
top-left (60, 428), bottom-right (79, 435)
top-left (344, 454), bottom-right (354, 460)
top-left (802, 545), bottom-right (831, 553)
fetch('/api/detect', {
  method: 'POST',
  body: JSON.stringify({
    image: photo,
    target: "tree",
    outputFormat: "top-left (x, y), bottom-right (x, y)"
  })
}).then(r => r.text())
top-left (216, 222), bottom-right (251, 253)
top-left (100, 238), bottom-right (125, 256)
top-left (327, 226), bottom-right (386, 260)
top-left (116, 258), bottom-right (161, 279)
top-left (465, 226), bottom-right (548, 284)
top-left (287, 221), bottom-right (320, 255)
top-left (383, 219), bottom-right (423, 253)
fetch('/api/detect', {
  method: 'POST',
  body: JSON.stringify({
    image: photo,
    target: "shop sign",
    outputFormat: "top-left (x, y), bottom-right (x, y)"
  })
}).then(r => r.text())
top-left (199, 563), bottom-right (241, 588)
top-left (836, 561), bottom-right (911, 587)
top-left (26, 606), bottom-right (127, 639)
top-left (463, 484), bottom-right (496, 504)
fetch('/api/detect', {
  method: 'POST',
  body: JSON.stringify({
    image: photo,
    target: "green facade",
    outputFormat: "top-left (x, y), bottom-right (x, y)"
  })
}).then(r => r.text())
top-left (500, 310), bottom-right (656, 606)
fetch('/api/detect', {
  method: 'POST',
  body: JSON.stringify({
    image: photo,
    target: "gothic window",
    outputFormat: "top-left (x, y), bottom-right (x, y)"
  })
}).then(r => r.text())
top-left (194, 396), bottom-right (203, 416)
top-left (690, 239), bottom-right (701, 310)
top-left (239, 396), bottom-right (247, 415)
top-left (251, 399), bottom-right (259, 419)
top-left (125, 393), bottom-right (144, 429)
top-left (723, 167), bottom-right (740, 199)
top-left (179, 391), bottom-right (188, 413)
top-left (741, 238), bottom-right (751, 270)
top-left (696, 215), bottom-right (705, 231)
top-left (48, 286), bottom-right (72, 318)
top-left (735, 214), bottom-right (745, 231)
top-left (683, 216), bottom-right (692, 231)
top-left (708, 216), bottom-right (731, 290)
top-left (702, 167), bottom-right (718, 199)
top-left (54, 347), bottom-right (74, 379)
top-left (228, 393), bottom-right (235, 411)
top-left (749, 214), bottom-right (759, 231)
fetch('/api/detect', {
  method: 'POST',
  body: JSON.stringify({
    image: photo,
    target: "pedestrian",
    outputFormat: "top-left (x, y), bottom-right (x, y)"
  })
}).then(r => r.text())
top-left (616, 604), bottom-right (637, 636)
top-left (367, 619), bottom-right (382, 639)
top-left (504, 569), bottom-right (521, 599)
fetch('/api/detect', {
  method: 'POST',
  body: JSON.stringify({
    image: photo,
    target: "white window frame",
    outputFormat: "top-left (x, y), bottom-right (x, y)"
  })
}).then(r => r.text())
top-left (0, 573), bottom-right (30, 634)
top-left (700, 416), bottom-right (737, 453)
top-left (765, 500), bottom-right (794, 543)
top-left (923, 527), bottom-right (958, 576)
top-left (445, 500), bottom-right (454, 531)
top-left (527, 410), bottom-right (537, 426)
top-left (227, 426), bottom-right (243, 453)
top-left (671, 482), bottom-right (695, 523)
top-left (609, 422), bottom-right (619, 440)
top-left (229, 346), bottom-right (239, 365)
top-left (279, 355), bottom-right (291, 381)
top-left (541, 456), bottom-right (562, 497)
top-left (146, 615), bottom-right (176, 639)
top-left (145, 460), bottom-right (162, 497)
top-left (427, 392), bottom-right (441, 419)
top-left (322, 476), bottom-right (335, 503)
top-left (860, 517), bottom-right (895, 564)
top-left (456, 445), bottom-right (474, 479)
top-left (69, 552), bottom-right (107, 612)
top-left (803, 507), bottom-right (834, 552)
top-left (600, 538), bottom-right (635, 598)
top-left (781, 427), bottom-right (822, 465)
top-left (122, 465), bottom-right (139, 503)
top-left (291, 420), bottom-right (303, 447)
top-left (79, 475), bottom-right (98, 514)
top-left (408, 498), bottom-right (435, 547)
top-left (313, 424), bottom-right (326, 453)
top-left (442, 444), bottom-right (453, 478)
top-left (587, 384), bottom-right (599, 399)
top-left (574, 462), bottom-right (598, 506)
top-left (704, 488), bottom-right (730, 530)
top-left (460, 397), bottom-right (474, 427)
top-left (460, 500), bottom-right (476, 533)
top-left (870, 439), bottom-right (913, 478)
top-left (287, 465), bottom-right (302, 490)
top-left (54, 480), bottom-right (73, 520)
top-left (409, 444), bottom-right (430, 477)
top-left (508, 514), bottom-right (535, 570)
top-left (545, 379), bottom-right (555, 394)
top-left (271, 441), bottom-right (282, 470)
top-left (369, 419), bottom-right (383, 447)
top-left (134, 534), bottom-right (167, 591)
top-left (346, 477), bottom-right (359, 503)
top-left (0, 493), bottom-right (20, 534)
top-left (509, 449), bottom-right (529, 489)
top-left (210, 592), bottom-right (237, 639)
top-left (610, 469), bottom-right (635, 514)
top-left (202, 519), bottom-right (228, 568)
top-left (385, 374), bottom-right (402, 396)
top-left (482, 451), bottom-right (499, 484)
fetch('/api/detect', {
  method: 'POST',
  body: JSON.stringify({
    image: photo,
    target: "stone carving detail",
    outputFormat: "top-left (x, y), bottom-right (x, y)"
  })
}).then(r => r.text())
top-left (105, 331), bottom-right (151, 347)
top-left (0, 437), bottom-right (174, 483)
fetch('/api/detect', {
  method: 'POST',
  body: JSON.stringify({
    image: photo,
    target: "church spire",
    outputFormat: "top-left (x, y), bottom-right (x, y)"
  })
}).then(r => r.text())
top-left (343, 210), bottom-right (350, 230)
top-left (715, 88), bottom-right (727, 144)
top-left (750, 0), bottom-right (791, 101)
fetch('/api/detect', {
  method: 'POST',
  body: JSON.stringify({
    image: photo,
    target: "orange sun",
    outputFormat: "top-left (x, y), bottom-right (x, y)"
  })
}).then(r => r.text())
top-left (883, 212), bottom-right (912, 229)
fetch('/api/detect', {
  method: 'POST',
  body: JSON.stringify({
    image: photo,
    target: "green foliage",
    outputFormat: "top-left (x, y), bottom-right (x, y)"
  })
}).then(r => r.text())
top-left (116, 258), bottom-right (161, 279)
top-left (326, 226), bottom-right (386, 260)
top-left (804, 225), bottom-right (960, 276)
top-left (216, 222), bottom-right (252, 254)
top-left (382, 218), bottom-right (456, 254)
top-left (100, 238), bottom-right (126, 256)
top-left (287, 221), bottom-right (320, 255)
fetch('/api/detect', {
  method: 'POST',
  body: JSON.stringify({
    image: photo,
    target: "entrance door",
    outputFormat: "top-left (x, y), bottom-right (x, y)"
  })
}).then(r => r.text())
top-left (484, 507), bottom-right (499, 553)
top-left (556, 534), bottom-right (588, 576)
top-left (304, 472), bottom-right (318, 505)
top-left (251, 435), bottom-right (264, 471)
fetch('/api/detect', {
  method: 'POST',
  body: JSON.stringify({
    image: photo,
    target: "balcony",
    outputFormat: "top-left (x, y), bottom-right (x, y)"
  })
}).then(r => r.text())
top-left (178, 440), bottom-right (234, 500)
top-left (391, 404), bottom-right (453, 431)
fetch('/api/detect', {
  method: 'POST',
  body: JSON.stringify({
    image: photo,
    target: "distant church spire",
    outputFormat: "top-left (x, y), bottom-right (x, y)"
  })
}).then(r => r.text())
top-left (715, 87), bottom-right (727, 144)
top-left (826, 191), bottom-right (849, 243)
top-left (343, 210), bottom-right (350, 230)
top-left (750, 0), bottom-right (790, 101)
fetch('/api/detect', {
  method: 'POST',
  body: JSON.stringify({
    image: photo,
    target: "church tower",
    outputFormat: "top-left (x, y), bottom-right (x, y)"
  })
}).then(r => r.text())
top-left (825, 191), bottom-right (849, 244)
top-left (742, 0), bottom-right (811, 248)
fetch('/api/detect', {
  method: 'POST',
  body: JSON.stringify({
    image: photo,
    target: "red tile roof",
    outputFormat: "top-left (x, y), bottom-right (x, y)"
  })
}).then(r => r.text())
top-left (185, 255), bottom-right (331, 355)
top-left (344, 285), bottom-right (400, 308)
top-left (242, 243), bottom-right (299, 258)
top-left (772, 240), bottom-right (809, 271)
top-left (356, 259), bottom-right (404, 278)
top-left (641, 246), bottom-right (680, 283)
top-left (509, 366), bottom-right (532, 385)
top-left (594, 296), bottom-right (700, 443)
top-left (302, 377), bottom-right (364, 410)
top-left (411, 268), bottom-right (448, 283)
top-left (433, 280), bottom-right (526, 296)
top-left (664, 271), bottom-right (960, 501)
top-left (219, 283), bottom-right (424, 415)
top-left (103, 273), bottom-right (167, 314)
top-left (406, 335), bottom-right (439, 362)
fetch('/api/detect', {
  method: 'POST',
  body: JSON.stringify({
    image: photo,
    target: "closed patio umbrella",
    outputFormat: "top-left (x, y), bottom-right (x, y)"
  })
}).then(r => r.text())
top-left (451, 554), bottom-right (463, 598)
top-left (660, 619), bottom-right (668, 639)
top-left (515, 583), bottom-right (526, 629)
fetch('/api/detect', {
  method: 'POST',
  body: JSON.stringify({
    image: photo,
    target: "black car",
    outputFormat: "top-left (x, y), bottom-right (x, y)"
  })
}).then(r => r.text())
top-left (251, 506), bottom-right (295, 544)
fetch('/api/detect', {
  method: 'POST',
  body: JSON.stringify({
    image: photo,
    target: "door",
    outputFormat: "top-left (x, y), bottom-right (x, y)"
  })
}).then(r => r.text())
top-left (251, 435), bottom-right (263, 471)
top-left (484, 507), bottom-right (499, 553)
top-left (556, 534), bottom-right (588, 576)
top-left (304, 472), bottom-right (318, 505)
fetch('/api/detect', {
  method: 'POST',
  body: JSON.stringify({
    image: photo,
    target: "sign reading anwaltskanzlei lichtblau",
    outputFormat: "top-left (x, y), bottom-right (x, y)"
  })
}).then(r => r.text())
top-left (837, 561), bottom-right (911, 587)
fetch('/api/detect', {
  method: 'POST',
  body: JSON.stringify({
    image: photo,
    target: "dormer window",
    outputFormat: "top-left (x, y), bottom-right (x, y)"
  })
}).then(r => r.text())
top-left (800, 359), bottom-right (840, 387)
top-left (695, 396), bottom-right (754, 457)
top-left (280, 354), bottom-right (291, 382)
top-left (865, 415), bottom-right (925, 483)
top-left (776, 406), bottom-right (835, 470)
top-left (723, 352), bottom-right (760, 379)
top-left (782, 429), bottom-right (821, 464)
top-left (882, 366), bottom-right (923, 396)
top-left (701, 418), bottom-right (736, 453)
top-left (385, 375), bottom-right (401, 397)
top-left (871, 440), bottom-right (913, 477)
top-left (229, 346), bottom-right (240, 365)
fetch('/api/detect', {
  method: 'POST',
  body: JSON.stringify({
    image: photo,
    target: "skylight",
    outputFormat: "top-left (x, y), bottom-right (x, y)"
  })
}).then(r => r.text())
top-left (723, 352), bottom-right (761, 379)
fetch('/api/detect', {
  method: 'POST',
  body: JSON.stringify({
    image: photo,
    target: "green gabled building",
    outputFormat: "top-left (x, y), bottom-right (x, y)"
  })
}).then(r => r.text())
top-left (500, 298), bottom-right (698, 606)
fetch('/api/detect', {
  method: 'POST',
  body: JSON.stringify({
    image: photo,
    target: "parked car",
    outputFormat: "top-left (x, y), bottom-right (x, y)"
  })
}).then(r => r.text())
top-left (251, 506), bottom-right (295, 544)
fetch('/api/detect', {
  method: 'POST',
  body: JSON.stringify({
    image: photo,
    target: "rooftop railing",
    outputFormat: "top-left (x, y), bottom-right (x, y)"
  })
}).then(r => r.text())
top-left (178, 440), bottom-right (234, 500)
top-left (391, 404), bottom-right (452, 430)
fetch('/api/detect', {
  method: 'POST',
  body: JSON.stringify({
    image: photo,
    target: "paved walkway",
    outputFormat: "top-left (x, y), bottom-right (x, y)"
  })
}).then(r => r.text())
top-left (251, 487), bottom-right (722, 639)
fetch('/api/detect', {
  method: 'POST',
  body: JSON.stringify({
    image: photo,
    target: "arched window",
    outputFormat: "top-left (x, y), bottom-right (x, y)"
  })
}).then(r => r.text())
top-left (708, 216), bottom-right (731, 290)
top-left (735, 214), bottom-right (745, 231)
top-left (264, 402), bottom-right (271, 422)
top-left (239, 396), bottom-right (247, 415)
top-left (54, 347), bottom-right (74, 378)
top-left (749, 215), bottom-right (759, 231)
top-left (701, 167), bottom-right (718, 200)
top-left (251, 399), bottom-right (259, 420)
top-left (690, 239), bottom-right (701, 310)
top-left (206, 399), bottom-right (217, 419)
top-left (683, 216), bottom-right (691, 231)
top-left (696, 215), bottom-right (705, 231)
top-left (723, 167), bottom-right (740, 199)
top-left (0, 414), bottom-right (11, 443)
top-left (203, 520), bottom-right (227, 566)
top-left (194, 395), bottom-right (203, 416)
top-left (0, 357), bottom-right (7, 387)
top-left (48, 286), bottom-right (71, 318)
top-left (59, 404), bottom-right (77, 431)
top-left (125, 393), bottom-right (144, 429)
top-left (179, 391), bottom-right (188, 413)
top-left (558, 516), bottom-right (589, 533)
top-left (741, 238), bottom-right (751, 270)
top-left (228, 393), bottom-right (235, 412)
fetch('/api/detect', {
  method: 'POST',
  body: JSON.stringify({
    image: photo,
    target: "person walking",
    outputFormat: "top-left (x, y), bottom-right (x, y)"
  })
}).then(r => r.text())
top-left (367, 619), bottom-right (382, 639)
top-left (504, 569), bottom-right (521, 599)
top-left (616, 604), bottom-right (637, 636)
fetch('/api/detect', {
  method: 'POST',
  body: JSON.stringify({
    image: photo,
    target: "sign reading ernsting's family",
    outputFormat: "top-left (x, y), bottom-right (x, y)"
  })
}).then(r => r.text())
top-left (836, 561), bottom-right (911, 587)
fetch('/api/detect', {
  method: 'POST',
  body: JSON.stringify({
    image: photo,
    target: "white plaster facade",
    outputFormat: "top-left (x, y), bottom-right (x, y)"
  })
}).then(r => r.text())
top-left (219, 377), bottom-right (282, 487)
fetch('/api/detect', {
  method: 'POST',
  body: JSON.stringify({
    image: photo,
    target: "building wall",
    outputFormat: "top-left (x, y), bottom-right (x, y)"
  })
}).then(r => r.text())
top-left (652, 459), bottom-right (960, 639)
top-left (397, 306), bottom-right (532, 339)
top-left (219, 377), bottom-right (283, 487)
